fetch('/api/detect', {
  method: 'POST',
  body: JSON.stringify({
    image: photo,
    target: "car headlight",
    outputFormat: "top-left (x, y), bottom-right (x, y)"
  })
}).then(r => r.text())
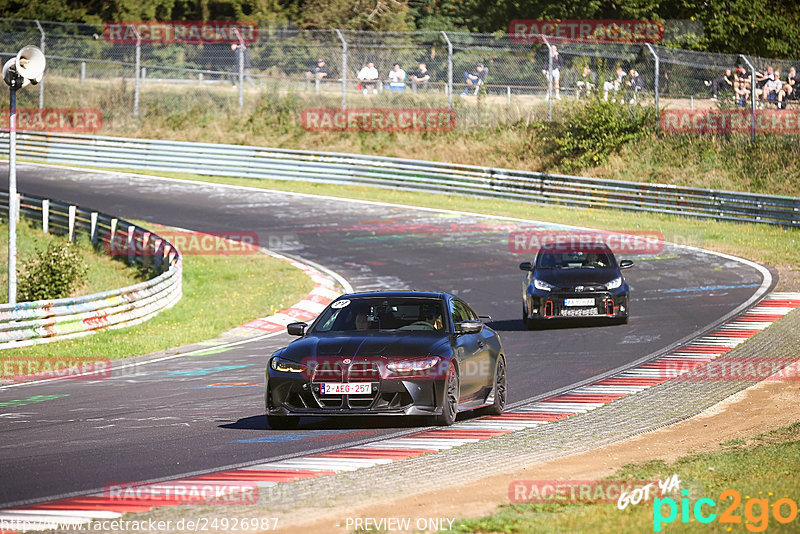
top-left (387, 357), bottom-right (441, 375)
top-left (533, 279), bottom-right (554, 292)
top-left (270, 356), bottom-right (305, 373)
top-left (605, 276), bottom-right (623, 290)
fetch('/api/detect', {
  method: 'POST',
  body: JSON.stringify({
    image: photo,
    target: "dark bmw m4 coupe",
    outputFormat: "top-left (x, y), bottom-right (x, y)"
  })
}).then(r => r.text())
top-left (520, 243), bottom-right (633, 329)
top-left (266, 291), bottom-right (507, 428)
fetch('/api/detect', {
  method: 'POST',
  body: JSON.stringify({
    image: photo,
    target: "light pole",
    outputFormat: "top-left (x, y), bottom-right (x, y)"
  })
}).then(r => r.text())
top-left (3, 45), bottom-right (46, 305)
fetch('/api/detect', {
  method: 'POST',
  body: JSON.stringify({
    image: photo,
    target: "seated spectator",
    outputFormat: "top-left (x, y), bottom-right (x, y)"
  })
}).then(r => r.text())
top-left (754, 65), bottom-right (775, 100)
top-left (410, 63), bottom-right (431, 92)
top-left (305, 58), bottom-right (328, 85)
top-left (625, 68), bottom-right (645, 103)
top-left (386, 63), bottom-right (406, 93)
top-left (762, 69), bottom-right (783, 107)
top-left (705, 68), bottom-right (733, 100)
top-left (461, 63), bottom-right (487, 96)
top-left (779, 66), bottom-right (798, 107)
top-left (357, 61), bottom-right (379, 95)
top-left (733, 66), bottom-right (750, 106)
top-left (576, 65), bottom-right (596, 100)
top-left (603, 66), bottom-right (627, 102)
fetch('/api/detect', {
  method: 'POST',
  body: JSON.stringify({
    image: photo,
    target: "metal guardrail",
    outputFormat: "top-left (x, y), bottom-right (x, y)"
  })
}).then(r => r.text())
top-left (2, 132), bottom-right (799, 227)
top-left (0, 189), bottom-right (182, 348)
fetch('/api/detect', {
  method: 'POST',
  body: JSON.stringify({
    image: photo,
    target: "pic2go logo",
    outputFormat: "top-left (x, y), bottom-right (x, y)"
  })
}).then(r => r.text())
top-left (654, 489), bottom-right (799, 532)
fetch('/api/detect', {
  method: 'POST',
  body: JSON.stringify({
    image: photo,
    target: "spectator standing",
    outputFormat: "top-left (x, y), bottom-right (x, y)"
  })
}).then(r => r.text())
top-left (542, 45), bottom-right (564, 100)
top-left (387, 63), bottom-right (406, 93)
top-left (576, 65), bottom-right (596, 99)
top-left (357, 61), bottom-right (379, 95)
top-left (705, 68), bottom-right (733, 100)
top-left (625, 69), bottom-right (645, 104)
top-left (461, 63), bottom-right (487, 96)
top-left (603, 66), bottom-right (627, 102)
top-left (410, 63), bottom-right (431, 92)
top-left (230, 43), bottom-right (256, 88)
top-left (305, 58), bottom-right (328, 90)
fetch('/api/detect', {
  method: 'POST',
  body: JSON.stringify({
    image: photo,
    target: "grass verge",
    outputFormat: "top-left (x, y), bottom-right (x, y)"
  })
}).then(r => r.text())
top-left (452, 422), bottom-right (800, 533)
top-left (0, 229), bottom-right (314, 358)
top-left (0, 218), bottom-right (145, 302)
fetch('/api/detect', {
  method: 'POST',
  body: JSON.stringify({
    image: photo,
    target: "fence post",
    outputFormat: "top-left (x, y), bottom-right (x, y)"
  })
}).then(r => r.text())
top-left (141, 66), bottom-right (146, 88)
top-left (441, 31), bottom-right (453, 109)
top-left (335, 30), bottom-right (347, 110)
top-left (42, 199), bottom-right (49, 234)
top-left (542, 35), bottom-right (552, 120)
top-left (35, 20), bottom-right (45, 109)
top-left (130, 25), bottom-right (141, 117)
top-left (80, 61), bottom-right (85, 84)
top-left (645, 43), bottom-right (659, 121)
top-left (740, 54), bottom-right (756, 142)
top-left (231, 27), bottom-right (245, 110)
top-left (68, 205), bottom-right (76, 242)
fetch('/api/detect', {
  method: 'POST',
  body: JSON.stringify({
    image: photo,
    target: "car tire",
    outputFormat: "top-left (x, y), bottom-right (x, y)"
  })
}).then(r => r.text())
top-left (267, 414), bottom-right (300, 430)
top-left (482, 356), bottom-right (507, 416)
top-left (433, 361), bottom-right (459, 426)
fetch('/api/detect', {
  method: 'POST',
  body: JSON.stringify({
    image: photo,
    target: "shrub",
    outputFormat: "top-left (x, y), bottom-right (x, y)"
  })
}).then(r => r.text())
top-left (18, 241), bottom-right (88, 302)
top-left (553, 100), bottom-right (657, 172)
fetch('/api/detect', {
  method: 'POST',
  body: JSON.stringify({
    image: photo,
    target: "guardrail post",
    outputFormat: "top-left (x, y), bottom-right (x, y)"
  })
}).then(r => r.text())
top-left (90, 211), bottom-right (98, 244)
top-left (645, 43), bottom-right (659, 121)
top-left (154, 238), bottom-right (163, 270)
top-left (739, 54), bottom-right (756, 142)
top-left (127, 225), bottom-right (136, 264)
top-left (110, 217), bottom-right (118, 245)
top-left (441, 31), bottom-right (453, 110)
top-left (42, 199), bottom-right (49, 233)
top-left (68, 205), bottom-right (76, 242)
top-left (335, 30), bottom-right (347, 110)
top-left (35, 20), bottom-right (45, 109)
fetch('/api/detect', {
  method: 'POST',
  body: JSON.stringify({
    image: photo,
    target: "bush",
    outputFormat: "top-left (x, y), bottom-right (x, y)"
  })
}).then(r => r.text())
top-left (552, 100), bottom-right (657, 172)
top-left (18, 241), bottom-right (88, 302)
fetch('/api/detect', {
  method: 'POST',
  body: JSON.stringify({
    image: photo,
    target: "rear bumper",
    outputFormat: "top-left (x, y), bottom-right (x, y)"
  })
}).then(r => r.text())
top-left (526, 291), bottom-right (629, 320)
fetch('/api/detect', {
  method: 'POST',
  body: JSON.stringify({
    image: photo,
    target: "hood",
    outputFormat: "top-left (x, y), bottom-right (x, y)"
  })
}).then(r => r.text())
top-left (533, 267), bottom-right (620, 289)
top-left (280, 332), bottom-right (450, 362)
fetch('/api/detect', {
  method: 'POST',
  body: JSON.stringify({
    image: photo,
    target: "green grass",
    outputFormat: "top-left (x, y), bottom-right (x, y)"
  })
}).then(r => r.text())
top-left (0, 230), bottom-right (314, 358)
top-left (0, 219), bottom-right (145, 302)
top-left (451, 423), bottom-right (800, 533)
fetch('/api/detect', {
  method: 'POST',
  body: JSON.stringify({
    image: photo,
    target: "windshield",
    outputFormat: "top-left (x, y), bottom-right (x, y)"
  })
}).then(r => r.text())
top-left (536, 251), bottom-right (615, 269)
top-left (312, 297), bottom-right (446, 333)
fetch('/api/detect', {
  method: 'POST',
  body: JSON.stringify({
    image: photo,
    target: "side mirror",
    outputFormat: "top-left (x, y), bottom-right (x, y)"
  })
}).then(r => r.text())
top-left (619, 259), bottom-right (634, 270)
top-left (519, 261), bottom-right (533, 271)
top-left (456, 320), bottom-right (483, 334)
top-left (287, 322), bottom-right (307, 336)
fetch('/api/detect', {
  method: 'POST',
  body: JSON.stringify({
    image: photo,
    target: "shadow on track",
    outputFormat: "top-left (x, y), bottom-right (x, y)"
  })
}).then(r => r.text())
top-left (221, 415), bottom-right (431, 431)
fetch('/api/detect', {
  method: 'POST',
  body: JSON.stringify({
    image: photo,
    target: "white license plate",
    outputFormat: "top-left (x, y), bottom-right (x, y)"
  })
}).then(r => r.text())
top-left (561, 308), bottom-right (599, 317)
top-left (564, 298), bottom-right (596, 307)
top-left (319, 382), bottom-right (372, 395)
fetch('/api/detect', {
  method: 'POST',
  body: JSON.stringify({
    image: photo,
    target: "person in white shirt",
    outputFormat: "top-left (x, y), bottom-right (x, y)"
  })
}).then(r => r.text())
top-left (358, 62), bottom-right (379, 95)
top-left (762, 69), bottom-right (783, 106)
top-left (387, 63), bottom-right (406, 93)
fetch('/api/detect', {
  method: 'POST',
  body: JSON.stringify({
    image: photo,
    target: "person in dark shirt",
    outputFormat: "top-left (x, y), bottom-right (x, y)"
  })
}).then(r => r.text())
top-left (410, 63), bottom-right (431, 92)
top-left (461, 63), bottom-right (487, 96)
top-left (603, 66), bottom-right (627, 102)
top-left (541, 45), bottom-right (564, 100)
top-left (779, 66), bottom-right (798, 107)
top-left (576, 65), bottom-right (596, 99)
top-left (625, 68), bottom-right (645, 103)
top-left (305, 58), bottom-right (328, 89)
top-left (706, 68), bottom-right (733, 100)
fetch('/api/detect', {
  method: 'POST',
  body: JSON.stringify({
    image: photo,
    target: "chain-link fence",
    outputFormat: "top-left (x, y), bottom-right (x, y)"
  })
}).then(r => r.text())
top-left (2, 18), bottom-right (799, 135)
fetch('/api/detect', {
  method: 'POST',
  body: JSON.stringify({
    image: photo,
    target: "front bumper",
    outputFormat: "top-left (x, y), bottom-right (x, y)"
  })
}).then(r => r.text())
top-left (526, 290), bottom-right (629, 320)
top-left (266, 372), bottom-right (446, 417)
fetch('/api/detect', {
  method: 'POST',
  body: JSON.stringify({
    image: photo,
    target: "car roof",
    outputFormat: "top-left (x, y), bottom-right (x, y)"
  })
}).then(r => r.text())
top-left (537, 242), bottom-right (615, 254)
top-left (336, 291), bottom-right (451, 300)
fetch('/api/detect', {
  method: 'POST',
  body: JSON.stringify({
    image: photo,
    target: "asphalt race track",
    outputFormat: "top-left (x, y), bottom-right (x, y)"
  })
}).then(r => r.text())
top-left (0, 163), bottom-right (770, 507)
